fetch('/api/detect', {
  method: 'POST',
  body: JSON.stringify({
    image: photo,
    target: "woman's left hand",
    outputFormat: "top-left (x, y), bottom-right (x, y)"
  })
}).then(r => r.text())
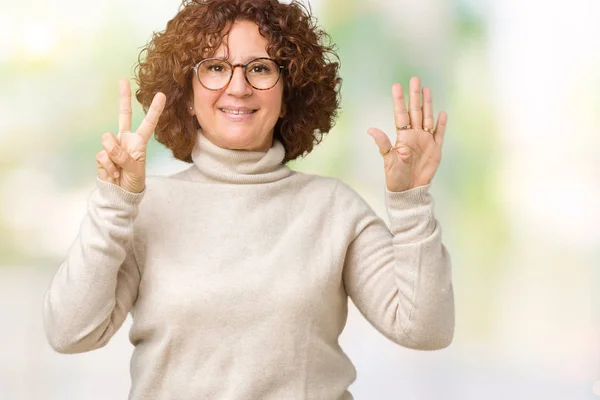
top-left (368, 76), bottom-right (447, 192)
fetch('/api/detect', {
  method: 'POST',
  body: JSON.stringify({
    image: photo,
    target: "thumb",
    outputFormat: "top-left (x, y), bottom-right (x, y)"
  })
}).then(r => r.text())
top-left (109, 145), bottom-right (138, 171)
top-left (367, 128), bottom-right (394, 155)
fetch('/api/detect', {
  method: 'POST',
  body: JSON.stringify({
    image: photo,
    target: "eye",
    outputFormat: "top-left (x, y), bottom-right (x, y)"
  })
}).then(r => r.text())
top-left (200, 60), bottom-right (229, 74)
top-left (250, 64), bottom-right (271, 73)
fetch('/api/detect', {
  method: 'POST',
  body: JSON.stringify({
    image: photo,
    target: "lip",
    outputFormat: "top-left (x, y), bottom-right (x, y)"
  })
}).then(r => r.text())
top-left (218, 106), bottom-right (258, 122)
top-left (219, 106), bottom-right (257, 111)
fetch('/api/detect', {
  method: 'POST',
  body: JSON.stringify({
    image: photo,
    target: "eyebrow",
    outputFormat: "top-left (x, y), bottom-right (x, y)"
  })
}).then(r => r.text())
top-left (215, 54), bottom-right (270, 63)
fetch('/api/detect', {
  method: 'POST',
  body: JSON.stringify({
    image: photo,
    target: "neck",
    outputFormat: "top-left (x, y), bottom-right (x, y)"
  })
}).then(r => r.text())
top-left (186, 131), bottom-right (293, 184)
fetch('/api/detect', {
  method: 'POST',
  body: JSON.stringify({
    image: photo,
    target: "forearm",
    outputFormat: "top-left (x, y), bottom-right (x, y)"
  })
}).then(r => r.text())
top-left (43, 179), bottom-right (143, 353)
top-left (343, 183), bottom-right (454, 350)
top-left (385, 185), bottom-right (454, 349)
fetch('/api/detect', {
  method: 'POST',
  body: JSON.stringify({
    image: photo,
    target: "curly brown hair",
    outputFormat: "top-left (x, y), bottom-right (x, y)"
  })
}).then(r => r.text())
top-left (134, 0), bottom-right (341, 163)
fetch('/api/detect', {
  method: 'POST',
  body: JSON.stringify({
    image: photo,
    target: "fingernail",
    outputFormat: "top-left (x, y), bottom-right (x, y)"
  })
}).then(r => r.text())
top-left (114, 171), bottom-right (120, 178)
top-left (112, 147), bottom-right (121, 157)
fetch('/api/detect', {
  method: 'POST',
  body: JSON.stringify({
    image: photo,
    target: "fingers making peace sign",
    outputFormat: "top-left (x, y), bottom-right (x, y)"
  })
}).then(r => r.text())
top-left (96, 79), bottom-right (166, 193)
top-left (368, 76), bottom-right (448, 192)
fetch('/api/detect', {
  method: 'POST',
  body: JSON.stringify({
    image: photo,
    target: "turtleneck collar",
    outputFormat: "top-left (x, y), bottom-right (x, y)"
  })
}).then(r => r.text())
top-left (185, 131), bottom-right (293, 184)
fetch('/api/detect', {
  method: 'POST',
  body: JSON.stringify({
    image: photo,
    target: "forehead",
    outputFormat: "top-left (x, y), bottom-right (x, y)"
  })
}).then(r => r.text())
top-left (212, 19), bottom-right (271, 60)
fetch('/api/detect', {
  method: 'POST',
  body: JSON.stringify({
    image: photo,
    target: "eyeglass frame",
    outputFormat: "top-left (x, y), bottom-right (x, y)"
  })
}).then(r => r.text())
top-left (191, 57), bottom-right (286, 91)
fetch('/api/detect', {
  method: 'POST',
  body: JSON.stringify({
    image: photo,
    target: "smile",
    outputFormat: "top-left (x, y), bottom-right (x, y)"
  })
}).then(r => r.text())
top-left (220, 108), bottom-right (257, 115)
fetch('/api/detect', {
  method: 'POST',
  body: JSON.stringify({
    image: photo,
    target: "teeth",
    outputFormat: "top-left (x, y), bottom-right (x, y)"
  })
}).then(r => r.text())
top-left (221, 109), bottom-right (255, 115)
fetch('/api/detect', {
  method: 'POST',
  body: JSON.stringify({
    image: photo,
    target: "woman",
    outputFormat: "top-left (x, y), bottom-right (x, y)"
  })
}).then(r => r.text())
top-left (43, 0), bottom-right (454, 399)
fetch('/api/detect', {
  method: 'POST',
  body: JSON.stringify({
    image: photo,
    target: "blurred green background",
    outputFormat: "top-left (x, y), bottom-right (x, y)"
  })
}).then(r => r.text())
top-left (1, 0), bottom-right (599, 399)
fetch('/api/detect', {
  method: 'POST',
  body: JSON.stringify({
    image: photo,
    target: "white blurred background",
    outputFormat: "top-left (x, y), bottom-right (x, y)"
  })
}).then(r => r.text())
top-left (1, 0), bottom-right (599, 399)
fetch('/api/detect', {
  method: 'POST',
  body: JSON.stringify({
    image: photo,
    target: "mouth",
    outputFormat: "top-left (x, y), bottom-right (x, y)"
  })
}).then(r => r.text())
top-left (219, 108), bottom-right (258, 115)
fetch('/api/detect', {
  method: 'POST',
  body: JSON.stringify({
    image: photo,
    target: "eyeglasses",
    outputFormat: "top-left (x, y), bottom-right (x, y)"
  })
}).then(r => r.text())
top-left (191, 57), bottom-right (285, 91)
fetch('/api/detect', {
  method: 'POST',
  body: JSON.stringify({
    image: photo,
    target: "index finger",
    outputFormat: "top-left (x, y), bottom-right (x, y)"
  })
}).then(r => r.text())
top-left (392, 83), bottom-right (410, 129)
top-left (136, 92), bottom-right (166, 143)
top-left (118, 79), bottom-right (132, 135)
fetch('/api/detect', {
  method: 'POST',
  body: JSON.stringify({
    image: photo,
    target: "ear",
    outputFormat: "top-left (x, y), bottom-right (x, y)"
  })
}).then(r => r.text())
top-left (279, 104), bottom-right (286, 118)
top-left (188, 104), bottom-right (196, 116)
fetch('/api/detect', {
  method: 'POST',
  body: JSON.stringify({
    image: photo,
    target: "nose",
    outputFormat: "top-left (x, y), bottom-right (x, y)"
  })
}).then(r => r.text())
top-left (225, 65), bottom-right (252, 97)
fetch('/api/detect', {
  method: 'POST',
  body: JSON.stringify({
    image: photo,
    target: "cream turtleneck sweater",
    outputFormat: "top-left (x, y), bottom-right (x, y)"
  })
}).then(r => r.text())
top-left (43, 132), bottom-right (454, 400)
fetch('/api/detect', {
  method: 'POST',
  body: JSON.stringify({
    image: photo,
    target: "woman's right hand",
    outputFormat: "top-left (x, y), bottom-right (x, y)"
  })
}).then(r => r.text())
top-left (96, 79), bottom-right (166, 193)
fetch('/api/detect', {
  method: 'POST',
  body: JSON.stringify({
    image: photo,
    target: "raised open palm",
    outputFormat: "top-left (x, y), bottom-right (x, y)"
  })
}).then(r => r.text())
top-left (368, 77), bottom-right (447, 192)
top-left (96, 79), bottom-right (166, 193)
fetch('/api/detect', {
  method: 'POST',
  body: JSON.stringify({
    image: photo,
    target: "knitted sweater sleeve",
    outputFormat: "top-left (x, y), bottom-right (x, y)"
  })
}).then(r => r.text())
top-left (339, 182), bottom-right (455, 350)
top-left (43, 178), bottom-right (145, 354)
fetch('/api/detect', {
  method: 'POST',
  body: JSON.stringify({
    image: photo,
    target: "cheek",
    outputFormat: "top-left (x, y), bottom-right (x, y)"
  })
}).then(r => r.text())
top-left (192, 81), bottom-right (221, 111)
top-left (264, 88), bottom-right (284, 116)
top-left (195, 96), bottom-right (222, 123)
